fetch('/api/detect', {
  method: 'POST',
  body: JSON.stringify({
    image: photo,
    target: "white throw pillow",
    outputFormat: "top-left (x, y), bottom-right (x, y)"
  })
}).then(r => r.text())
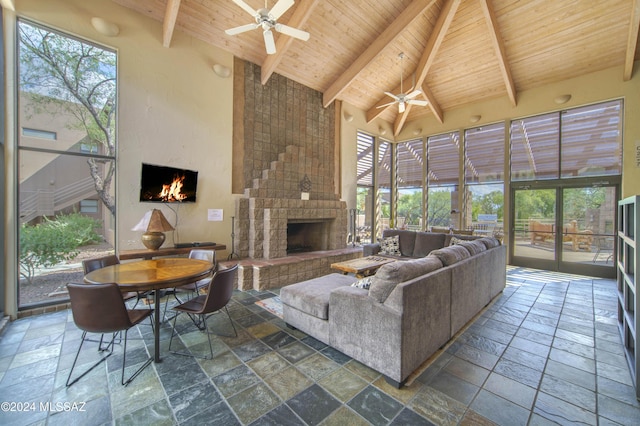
top-left (379, 235), bottom-right (401, 255)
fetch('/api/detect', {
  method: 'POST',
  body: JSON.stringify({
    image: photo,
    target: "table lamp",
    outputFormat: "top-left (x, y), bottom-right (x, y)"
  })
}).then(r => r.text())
top-left (132, 209), bottom-right (175, 250)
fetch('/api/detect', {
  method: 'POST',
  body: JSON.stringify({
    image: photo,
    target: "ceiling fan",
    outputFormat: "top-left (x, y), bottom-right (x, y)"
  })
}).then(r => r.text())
top-left (379, 53), bottom-right (429, 113)
top-left (225, 0), bottom-right (310, 55)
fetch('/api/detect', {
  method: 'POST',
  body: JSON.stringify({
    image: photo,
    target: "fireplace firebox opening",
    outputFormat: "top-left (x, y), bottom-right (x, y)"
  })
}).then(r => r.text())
top-left (287, 220), bottom-right (331, 254)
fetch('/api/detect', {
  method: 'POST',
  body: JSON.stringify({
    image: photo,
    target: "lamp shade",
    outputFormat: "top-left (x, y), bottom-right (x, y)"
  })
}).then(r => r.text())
top-left (132, 209), bottom-right (175, 232)
top-left (132, 209), bottom-right (174, 250)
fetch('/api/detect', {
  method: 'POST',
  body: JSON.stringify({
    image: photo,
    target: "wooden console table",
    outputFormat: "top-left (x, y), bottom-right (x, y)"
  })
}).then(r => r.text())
top-left (119, 243), bottom-right (226, 260)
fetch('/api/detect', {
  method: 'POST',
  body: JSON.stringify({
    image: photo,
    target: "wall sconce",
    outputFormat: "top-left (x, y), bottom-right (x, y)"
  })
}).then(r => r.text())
top-left (413, 128), bottom-right (422, 136)
top-left (554, 94), bottom-right (572, 104)
top-left (470, 115), bottom-right (482, 123)
top-left (132, 209), bottom-right (175, 250)
top-left (379, 127), bottom-right (387, 136)
top-left (213, 63), bottom-right (231, 78)
top-left (91, 17), bottom-right (120, 37)
top-left (343, 112), bottom-right (353, 122)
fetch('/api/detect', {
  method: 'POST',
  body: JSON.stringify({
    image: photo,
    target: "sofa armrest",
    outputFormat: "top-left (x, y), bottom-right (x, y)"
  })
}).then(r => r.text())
top-left (328, 287), bottom-right (403, 381)
top-left (362, 243), bottom-right (381, 256)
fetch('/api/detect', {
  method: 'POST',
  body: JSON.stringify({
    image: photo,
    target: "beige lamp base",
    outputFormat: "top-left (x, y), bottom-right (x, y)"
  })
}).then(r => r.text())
top-left (141, 232), bottom-right (166, 250)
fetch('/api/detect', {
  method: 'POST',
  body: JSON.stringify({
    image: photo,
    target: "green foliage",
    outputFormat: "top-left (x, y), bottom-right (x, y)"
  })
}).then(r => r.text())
top-left (397, 190), bottom-right (422, 227)
top-left (428, 190), bottom-right (452, 227)
top-left (19, 213), bottom-right (102, 284)
top-left (53, 212), bottom-right (103, 246)
top-left (471, 190), bottom-right (504, 221)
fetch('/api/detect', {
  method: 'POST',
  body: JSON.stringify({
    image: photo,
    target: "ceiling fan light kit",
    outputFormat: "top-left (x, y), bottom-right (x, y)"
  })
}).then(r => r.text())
top-left (225, 0), bottom-right (310, 55)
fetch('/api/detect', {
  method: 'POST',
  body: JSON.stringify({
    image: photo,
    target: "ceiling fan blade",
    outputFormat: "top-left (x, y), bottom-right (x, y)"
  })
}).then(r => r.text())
top-left (230, 0), bottom-right (257, 16)
top-left (384, 91), bottom-right (401, 101)
top-left (408, 99), bottom-right (429, 106)
top-left (405, 90), bottom-right (422, 100)
top-left (263, 29), bottom-right (276, 54)
top-left (269, 0), bottom-right (294, 20)
top-left (399, 101), bottom-right (406, 114)
top-left (274, 24), bottom-right (310, 41)
top-left (225, 23), bottom-right (259, 35)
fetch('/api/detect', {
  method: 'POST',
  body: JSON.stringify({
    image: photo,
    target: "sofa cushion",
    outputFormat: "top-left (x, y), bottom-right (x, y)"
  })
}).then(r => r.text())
top-left (429, 245), bottom-right (471, 266)
top-left (379, 235), bottom-right (401, 256)
top-left (412, 232), bottom-right (447, 257)
top-left (458, 240), bottom-right (487, 255)
top-left (280, 274), bottom-right (356, 320)
top-left (369, 255), bottom-right (443, 303)
top-left (478, 237), bottom-right (501, 249)
top-left (382, 230), bottom-right (417, 257)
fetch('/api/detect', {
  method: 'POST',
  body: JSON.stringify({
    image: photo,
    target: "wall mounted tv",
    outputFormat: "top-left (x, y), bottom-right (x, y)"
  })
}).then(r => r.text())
top-left (139, 163), bottom-right (198, 203)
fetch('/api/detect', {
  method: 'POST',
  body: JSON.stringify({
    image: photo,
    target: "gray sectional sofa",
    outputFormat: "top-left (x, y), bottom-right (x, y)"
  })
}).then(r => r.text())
top-left (280, 230), bottom-right (507, 387)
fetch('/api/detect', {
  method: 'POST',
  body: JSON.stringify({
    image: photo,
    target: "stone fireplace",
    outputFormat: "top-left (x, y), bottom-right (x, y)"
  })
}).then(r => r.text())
top-left (230, 61), bottom-right (360, 290)
top-left (235, 145), bottom-right (348, 260)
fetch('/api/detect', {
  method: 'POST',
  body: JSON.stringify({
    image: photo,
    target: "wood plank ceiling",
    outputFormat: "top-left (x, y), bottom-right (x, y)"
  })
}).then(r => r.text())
top-left (111, 0), bottom-right (640, 136)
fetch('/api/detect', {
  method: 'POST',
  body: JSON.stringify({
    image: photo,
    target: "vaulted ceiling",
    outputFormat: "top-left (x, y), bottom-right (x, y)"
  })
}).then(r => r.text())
top-left (111, 0), bottom-right (640, 136)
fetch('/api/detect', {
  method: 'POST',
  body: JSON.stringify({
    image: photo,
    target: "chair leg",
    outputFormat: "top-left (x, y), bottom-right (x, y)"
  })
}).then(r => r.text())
top-left (121, 329), bottom-right (152, 386)
top-left (66, 331), bottom-right (115, 387)
top-left (224, 306), bottom-right (238, 337)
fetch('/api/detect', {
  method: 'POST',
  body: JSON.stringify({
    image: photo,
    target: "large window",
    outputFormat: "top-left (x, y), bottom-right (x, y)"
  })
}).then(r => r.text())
top-left (427, 132), bottom-right (460, 229)
top-left (396, 139), bottom-right (424, 230)
top-left (511, 99), bottom-right (622, 181)
top-left (17, 20), bottom-right (117, 308)
top-left (377, 140), bottom-right (393, 237)
top-left (356, 131), bottom-right (374, 243)
top-left (465, 122), bottom-right (505, 236)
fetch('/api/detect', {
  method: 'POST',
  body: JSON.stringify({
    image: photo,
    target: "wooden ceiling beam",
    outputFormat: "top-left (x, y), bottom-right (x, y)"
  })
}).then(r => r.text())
top-left (261, 0), bottom-right (321, 85)
top-left (479, 0), bottom-right (516, 106)
top-left (624, 0), bottom-right (640, 80)
top-left (162, 0), bottom-right (182, 48)
top-left (421, 83), bottom-right (443, 123)
top-left (322, 0), bottom-right (437, 108)
top-left (393, 0), bottom-right (461, 134)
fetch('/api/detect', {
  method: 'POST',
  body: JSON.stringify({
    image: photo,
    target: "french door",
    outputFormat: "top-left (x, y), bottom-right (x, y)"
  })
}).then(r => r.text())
top-left (511, 180), bottom-right (618, 278)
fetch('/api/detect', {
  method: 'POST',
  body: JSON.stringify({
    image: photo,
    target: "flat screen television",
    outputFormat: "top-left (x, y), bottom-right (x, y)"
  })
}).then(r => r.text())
top-left (139, 163), bottom-right (198, 203)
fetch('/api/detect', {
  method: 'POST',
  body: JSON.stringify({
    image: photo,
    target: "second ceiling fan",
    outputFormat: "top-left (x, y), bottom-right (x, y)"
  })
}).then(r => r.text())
top-left (380, 53), bottom-right (428, 113)
top-left (225, 0), bottom-right (310, 55)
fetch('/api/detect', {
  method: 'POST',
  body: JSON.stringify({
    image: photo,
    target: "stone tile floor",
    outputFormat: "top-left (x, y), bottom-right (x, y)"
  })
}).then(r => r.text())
top-left (0, 266), bottom-right (639, 425)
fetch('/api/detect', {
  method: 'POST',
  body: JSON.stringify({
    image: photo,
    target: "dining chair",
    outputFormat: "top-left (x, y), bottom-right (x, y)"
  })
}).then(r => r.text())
top-left (168, 264), bottom-right (238, 359)
top-left (162, 249), bottom-right (217, 321)
top-left (82, 255), bottom-right (143, 308)
top-left (65, 282), bottom-right (153, 387)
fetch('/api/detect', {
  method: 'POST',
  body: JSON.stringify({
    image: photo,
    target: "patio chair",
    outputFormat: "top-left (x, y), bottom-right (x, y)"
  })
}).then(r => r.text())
top-left (168, 264), bottom-right (238, 359)
top-left (66, 282), bottom-right (153, 386)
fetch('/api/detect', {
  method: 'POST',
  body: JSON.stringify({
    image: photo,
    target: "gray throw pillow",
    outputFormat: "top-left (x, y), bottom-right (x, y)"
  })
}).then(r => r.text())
top-left (369, 255), bottom-right (442, 303)
top-left (458, 240), bottom-right (486, 255)
top-left (478, 237), bottom-right (501, 249)
top-left (429, 245), bottom-right (471, 266)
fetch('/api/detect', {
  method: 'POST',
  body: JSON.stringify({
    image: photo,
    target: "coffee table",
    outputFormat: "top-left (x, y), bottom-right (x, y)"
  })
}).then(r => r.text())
top-left (331, 256), bottom-right (395, 278)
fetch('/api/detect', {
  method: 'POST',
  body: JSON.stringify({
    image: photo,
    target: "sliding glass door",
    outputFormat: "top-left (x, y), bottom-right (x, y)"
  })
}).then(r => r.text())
top-left (511, 181), bottom-right (618, 278)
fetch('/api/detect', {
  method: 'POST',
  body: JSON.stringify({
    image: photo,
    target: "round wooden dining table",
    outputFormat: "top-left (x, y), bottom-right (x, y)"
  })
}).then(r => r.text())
top-left (84, 257), bottom-right (214, 363)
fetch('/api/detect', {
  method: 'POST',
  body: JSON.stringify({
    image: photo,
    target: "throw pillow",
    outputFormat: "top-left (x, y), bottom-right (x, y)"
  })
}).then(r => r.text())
top-left (351, 276), bottom-right (372, 290)
top-left (379, 235), bottom-right (401, 255)
top-left (449, 236), bottom-right (464, 246)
